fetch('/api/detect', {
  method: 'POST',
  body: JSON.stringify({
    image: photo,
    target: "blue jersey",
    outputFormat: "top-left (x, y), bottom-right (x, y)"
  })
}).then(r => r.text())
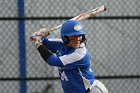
top-left (42, 38), bottom-right (95, 93)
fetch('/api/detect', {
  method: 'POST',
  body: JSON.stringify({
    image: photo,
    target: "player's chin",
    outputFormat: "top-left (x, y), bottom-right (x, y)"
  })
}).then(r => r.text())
top-left (72, 44), bottom-right (80, 49)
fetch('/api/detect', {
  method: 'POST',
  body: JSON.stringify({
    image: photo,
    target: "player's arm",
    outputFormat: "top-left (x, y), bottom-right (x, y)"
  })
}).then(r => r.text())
top-left (59, 47), bottom-right (89, 69)
top-left (36, 43), bottom-right (63, 67)
top-left (30, 34), bottom-right (63, 67)
top-left (36, 43), bottom-right (52, 61)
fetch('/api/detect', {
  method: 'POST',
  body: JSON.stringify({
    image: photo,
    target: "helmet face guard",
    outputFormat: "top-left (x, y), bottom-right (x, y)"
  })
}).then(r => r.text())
top-left (63, 35), bottom-right (86, 44)
top-left (61, 20), bottom-right (86, 44)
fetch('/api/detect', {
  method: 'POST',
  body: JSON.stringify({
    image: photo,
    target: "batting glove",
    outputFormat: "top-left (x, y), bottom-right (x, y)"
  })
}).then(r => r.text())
top-left (29, 28), bottom-right (50, 42)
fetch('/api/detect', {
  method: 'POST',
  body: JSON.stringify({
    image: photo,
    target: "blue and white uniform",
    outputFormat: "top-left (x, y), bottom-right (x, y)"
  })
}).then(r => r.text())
top-left (42, 38), bottom-right (95, 93)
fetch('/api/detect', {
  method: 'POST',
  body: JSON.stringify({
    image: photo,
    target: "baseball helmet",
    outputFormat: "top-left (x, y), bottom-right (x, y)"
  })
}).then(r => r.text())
top-left (61, 20), bottom-right (86, 44)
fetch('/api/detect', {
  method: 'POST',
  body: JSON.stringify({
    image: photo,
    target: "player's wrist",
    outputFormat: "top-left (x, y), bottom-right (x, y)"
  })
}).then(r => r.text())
top-left (34, 40), bottom-right (43, 48)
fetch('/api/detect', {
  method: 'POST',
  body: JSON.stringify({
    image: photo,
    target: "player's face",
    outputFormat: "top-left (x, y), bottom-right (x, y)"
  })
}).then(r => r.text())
top-left (67, 35), bottom-right (83, 49)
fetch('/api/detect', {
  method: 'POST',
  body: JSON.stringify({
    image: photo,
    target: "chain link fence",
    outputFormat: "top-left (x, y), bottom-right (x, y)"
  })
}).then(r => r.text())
top-left (0, 0), bottom-right (140, 93)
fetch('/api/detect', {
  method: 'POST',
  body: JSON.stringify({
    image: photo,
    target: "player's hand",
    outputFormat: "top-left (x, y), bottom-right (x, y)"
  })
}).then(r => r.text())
top-left (29, 28), bottom-right (50, 42)
top-left (29, 35), bottom-right (42, 43)
top-left (29, 35), bottom-right (43, 47)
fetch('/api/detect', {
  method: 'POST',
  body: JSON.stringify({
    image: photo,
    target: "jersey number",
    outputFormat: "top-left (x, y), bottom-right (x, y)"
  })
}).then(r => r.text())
top-left (60, 71), bottom-right (69, 81)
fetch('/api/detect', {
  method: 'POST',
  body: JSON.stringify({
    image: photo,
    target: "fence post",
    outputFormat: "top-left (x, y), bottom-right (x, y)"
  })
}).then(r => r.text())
top-left (17, 0), bottom-right (27, 93)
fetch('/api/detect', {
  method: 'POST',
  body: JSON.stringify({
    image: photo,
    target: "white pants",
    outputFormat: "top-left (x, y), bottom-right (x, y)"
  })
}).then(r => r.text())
top-left (89, 80), bottom-right (108, 93)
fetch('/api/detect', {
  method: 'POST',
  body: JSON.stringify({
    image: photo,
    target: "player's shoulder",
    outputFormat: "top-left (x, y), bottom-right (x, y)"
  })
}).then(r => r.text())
top-left (75, 47), bottom-right (87, 55)
top-left (74, 43), bottom-right (88, 55)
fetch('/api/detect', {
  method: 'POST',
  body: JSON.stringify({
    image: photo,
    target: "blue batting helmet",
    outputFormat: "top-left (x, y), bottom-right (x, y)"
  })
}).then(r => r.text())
top-left (61, 20), bottom-right (86, 44)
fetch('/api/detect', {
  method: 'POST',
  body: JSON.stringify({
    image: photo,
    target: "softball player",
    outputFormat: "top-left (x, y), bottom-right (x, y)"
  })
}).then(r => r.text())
top-left (30, 20), bottom-right (108, 93)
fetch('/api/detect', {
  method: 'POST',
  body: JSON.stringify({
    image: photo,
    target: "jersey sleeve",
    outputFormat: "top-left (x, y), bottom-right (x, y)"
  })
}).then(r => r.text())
top-left (59, 47), bottom-right (90, 69)
top-left (42, 38), bottom-right (63, 53)
top-left (46, 55), bottom-right (64, 67)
